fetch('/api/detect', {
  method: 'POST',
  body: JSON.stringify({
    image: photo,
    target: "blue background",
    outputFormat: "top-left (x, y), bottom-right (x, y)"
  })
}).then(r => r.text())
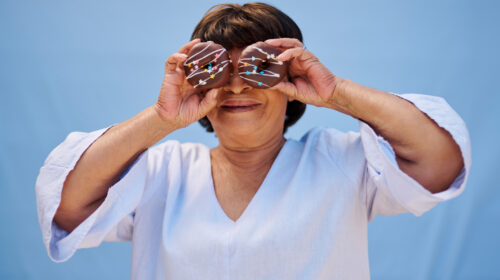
top-left (1, 0), bottom-right (499, 279)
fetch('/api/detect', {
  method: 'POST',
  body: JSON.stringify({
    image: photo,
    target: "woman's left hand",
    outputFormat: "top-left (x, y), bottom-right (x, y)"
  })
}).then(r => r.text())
top-left (265, 38), bottom-right (339, 108)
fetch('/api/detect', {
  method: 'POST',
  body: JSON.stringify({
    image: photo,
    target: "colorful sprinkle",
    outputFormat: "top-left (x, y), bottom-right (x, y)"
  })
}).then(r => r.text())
top-left (188, 63), bottom-right (191, 67)
top-left (194, 60), bottom-right (198, 65)
top-left (251, 56), bottom-right (255, 61)
top-left (213, 66), bottom-right (218, 70)
top-left (210, 74), bottom-right (215, 79)
top-left (258, 81), bottom-right (262, 86)
top-left (253, 66), bottom-right (257, 70)
top-left (246, 71), bottom-right (250, 75)
top-left (259, 71), bottom-right (264, 74)
top-left (244, 62), bottom-right (248, 66)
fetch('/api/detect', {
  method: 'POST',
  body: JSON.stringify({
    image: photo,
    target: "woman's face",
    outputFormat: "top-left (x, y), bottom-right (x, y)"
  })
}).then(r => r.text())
top-left (206, 48), bottom-right (290, 141)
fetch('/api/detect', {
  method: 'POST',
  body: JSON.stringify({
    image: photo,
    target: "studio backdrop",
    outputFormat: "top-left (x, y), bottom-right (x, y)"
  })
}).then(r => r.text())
top-left (1, 0), bottom-right (499, 279)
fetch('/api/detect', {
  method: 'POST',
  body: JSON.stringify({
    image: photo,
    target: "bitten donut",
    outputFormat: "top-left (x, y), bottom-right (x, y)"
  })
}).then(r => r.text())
top-left (183, 42), bottom-right (232, 90)
top-left (238, 42), bottom-right (289, 89)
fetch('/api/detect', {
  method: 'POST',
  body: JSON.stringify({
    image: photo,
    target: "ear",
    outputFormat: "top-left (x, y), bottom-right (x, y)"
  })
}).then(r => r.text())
top-left (287, 95), bottom-right (295, 102)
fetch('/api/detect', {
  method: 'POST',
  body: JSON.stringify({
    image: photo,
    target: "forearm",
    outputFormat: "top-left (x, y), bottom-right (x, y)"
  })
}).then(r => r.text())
top-left (327, 77), bottom-right (437, 160)
top-left (328, 77), bottom-right (464, 193)
top-left (55, 105), bottom-right (177, 231)
top-left (265, 37), bottom-right (464, 193)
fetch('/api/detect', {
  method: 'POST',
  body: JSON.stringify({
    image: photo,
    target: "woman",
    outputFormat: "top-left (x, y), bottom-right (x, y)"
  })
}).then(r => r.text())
top-left (36, 2), bottom-right (471, 279)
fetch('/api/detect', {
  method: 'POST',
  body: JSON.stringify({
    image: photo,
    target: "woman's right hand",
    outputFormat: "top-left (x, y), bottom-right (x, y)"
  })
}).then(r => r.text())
top-left (154, 39), bottom-right (219, 129)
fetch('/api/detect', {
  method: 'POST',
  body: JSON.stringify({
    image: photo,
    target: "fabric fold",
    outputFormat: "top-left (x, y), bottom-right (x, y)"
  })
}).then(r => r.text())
top-left (35, 124), bottom-right (149, 262)
top-left (361, 93), bottom-right (471, 221)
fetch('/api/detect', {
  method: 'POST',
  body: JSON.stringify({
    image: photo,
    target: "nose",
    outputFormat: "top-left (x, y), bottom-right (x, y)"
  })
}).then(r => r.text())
top-left (222, 48), bottom-right (252, 94)
top-left (222, 67), bottom-right (252, 94)
top-left (223, 75), bottom-right (252, 94)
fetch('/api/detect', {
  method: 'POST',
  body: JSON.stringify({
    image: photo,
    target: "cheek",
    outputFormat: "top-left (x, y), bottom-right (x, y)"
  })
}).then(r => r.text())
top-left (206, 110), bottom-right (217, 124)
top-left (267, 93), bottom-right (289, 115)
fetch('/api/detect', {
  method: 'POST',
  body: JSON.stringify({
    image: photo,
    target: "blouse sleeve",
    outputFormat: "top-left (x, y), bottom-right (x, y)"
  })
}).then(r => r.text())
top-left (360, 93), bottom-right (472, 222)
top-left (35, 124), bottom-right (150, 262)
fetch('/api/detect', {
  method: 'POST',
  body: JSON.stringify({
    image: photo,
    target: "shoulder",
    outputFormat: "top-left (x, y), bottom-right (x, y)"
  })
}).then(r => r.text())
top-left (123, 140), bottom-right (209, 195)
top-left (297, 126), bottom-right (364, 157)
top-left (145, 140), bottom-right (209, 170)
top-left (295, 126), bottom-right (367, 183)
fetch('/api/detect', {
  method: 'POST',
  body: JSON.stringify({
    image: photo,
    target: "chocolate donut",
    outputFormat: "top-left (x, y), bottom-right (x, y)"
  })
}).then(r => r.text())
top-left (238, 42), bottom-right (289, 89)
top-left (183, 42), bottom-right (232, 90)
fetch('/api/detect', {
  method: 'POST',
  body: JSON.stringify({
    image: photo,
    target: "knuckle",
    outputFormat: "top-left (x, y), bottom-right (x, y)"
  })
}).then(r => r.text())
top-left (304, 50), bottom-right (317, 59)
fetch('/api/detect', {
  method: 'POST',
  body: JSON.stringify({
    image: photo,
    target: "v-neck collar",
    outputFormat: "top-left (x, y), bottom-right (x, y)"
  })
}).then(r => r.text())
top-left (206, 139), bottom-right (292, 227)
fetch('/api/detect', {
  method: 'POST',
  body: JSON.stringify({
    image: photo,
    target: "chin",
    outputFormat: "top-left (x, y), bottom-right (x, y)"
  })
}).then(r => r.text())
top-left (208, 111), bottom-right (286, 141)
top-left (215, 120), bottom-right (261, 137)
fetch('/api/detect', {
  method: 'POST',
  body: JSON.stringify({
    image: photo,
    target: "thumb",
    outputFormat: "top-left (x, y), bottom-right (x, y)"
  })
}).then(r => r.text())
top-left (271, 80), bottom-right (298, 99)
top-left (197, 89), bottom-right (219, 118)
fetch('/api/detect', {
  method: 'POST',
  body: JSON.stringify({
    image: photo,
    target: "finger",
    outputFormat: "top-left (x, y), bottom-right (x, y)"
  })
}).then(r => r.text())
top-left (178, 38), bottom-right (202, 54)
top-left (165, 53), bottom-right (188, 73)
top-left (265, 38), bottom-right (303, 49)
top-left (292, 76), bottom-right (312, 92)
top-left (270, 80), bottom-right (298, 99)
top-left (276, 47), bottom-right (307, 62)
top-left (197, 88), bottom-right (219, 117)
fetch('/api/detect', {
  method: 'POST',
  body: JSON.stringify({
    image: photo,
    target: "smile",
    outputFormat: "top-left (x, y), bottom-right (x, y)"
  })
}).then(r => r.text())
top-left (220, 99), bottom-right (261, 113)
top-left (221, 104), bottom-right (261, 113)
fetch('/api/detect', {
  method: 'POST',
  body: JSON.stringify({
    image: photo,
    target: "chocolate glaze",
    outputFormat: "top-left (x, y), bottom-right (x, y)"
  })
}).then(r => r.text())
top-left (183, 42), bottom-right (232, 90)
top-left (238, 42), bottom-right (289, 89)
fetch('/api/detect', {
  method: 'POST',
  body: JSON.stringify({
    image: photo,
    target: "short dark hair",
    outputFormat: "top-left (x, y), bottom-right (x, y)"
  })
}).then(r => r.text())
top-left (190, 2), bottom-right (306, 134)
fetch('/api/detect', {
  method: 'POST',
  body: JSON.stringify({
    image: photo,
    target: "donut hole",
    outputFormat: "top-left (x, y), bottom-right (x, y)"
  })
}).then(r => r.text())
top-left (201, 63), bottom-right (213, 70)
top-left (259, 60), bottom-right (270, 71)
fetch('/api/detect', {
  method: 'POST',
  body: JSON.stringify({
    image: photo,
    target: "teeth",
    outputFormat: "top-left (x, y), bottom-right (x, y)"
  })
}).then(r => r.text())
top-left (222, 105), bottom-right (256, 108)
top-left (223, 104), bottom-right (255, 107)
top-left (221, 100), bottom-right (260, 107)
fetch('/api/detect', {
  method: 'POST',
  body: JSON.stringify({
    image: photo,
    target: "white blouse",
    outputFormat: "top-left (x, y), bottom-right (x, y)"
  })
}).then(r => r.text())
top-left (35, 93), bottom-right (471, 279)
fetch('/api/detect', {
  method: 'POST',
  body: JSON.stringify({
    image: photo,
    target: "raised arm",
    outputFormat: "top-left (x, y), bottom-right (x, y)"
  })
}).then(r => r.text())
top-left (53, 107), bottom-right (172, 233)
top-left (54, 39), bottom-right (219, 232)
top-left (326, 78), bottom-right (464, 193)
top-left (266, 38), bottom-right (464, 194)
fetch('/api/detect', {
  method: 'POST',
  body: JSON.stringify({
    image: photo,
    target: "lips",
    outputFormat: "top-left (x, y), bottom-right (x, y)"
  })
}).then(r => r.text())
top-left (220, 99), bottom-right (261, 112)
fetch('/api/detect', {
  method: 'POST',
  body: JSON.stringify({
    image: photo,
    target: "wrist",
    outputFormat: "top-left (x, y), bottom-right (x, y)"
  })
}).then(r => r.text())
top-left (150, 104), bottom-right (182, 132)
top-left (326, 76), bottom-right (353, 116)
top-left (327, 77), bottom-right (398, 127)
